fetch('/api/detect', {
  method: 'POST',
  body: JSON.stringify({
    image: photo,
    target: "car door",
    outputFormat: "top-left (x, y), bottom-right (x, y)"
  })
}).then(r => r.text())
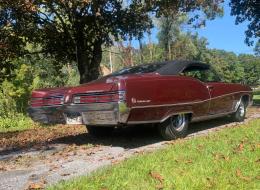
top-left (206, 82), bottom-right (235, 115)
top-left (182, 65), bottom-right (234, 115)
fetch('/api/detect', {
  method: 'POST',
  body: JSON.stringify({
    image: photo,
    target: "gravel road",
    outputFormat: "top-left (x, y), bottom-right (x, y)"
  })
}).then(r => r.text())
top-left (0, 107), bottom-right (259, 190)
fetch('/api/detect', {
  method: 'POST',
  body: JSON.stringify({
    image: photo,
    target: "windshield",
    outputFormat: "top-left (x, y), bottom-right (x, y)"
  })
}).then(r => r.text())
top-left (108, 63), bottom-right (165, 77)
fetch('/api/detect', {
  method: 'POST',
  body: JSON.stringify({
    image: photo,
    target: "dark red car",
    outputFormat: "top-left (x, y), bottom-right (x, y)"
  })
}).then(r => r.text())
top-left (28, 60), bottom-right (253, 140)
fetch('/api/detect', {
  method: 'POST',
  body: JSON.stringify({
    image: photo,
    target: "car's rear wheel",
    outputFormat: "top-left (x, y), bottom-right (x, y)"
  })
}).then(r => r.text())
top-left (158, 114), bottom-right (189, 140)
top-left (231, 100), bottom-right (246, 122)
top-left (86, 125), bottom-right (114, 137)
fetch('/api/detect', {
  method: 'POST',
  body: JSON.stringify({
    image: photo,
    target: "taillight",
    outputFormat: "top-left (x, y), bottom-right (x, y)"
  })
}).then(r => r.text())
top-left (30, 96), bottom-right (64, 107)
top-left (73, 91), bottom-right (125, 104)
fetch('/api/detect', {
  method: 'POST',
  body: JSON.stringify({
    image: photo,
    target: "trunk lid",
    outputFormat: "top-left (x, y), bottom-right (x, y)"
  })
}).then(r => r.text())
top-left (69, 76), bottom-right (121, 95)
top-left (31, 87), bottom-right (71, 99)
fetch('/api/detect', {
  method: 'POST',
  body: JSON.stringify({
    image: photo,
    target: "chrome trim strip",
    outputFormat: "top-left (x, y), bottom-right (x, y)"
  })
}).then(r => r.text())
top-left (131, 91), bottom-right (252, 109)
top-left (127, 111), bottom-right (193, 124)
top-left (191, 111), bottom-right (235, 123)
top-left (128, 120), bottom-right (161, 124)
top-left (234, 98), bottom-right (242, 112)
top-left (73, 90), bottom-right (125, 96)
top-left (160, 111), bottom-right (193, 123)
top-left (29, 105), bottom-right (63, 108)
top-left (118, 101), bottom-right (130, 123)
top-left (31, 95), bottom-right (64, 100)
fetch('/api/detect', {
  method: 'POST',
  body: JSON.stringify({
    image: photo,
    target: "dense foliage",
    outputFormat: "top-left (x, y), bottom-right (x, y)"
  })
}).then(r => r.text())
top-left (230, 0), bottom-right (260, 46)
top-left (0, 56), bottom-right (79, 118)
top-left (0, 0), bottom-right (223, 83)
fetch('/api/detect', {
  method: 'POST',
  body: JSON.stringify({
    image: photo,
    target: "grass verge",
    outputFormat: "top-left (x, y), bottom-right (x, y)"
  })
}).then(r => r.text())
top-left (253, 95), bottom-right (260, 105)
top-left (253, 90), bottom-right (260, 105)
top-left (49, 119), bottom-right (260, 190)
top-left (0, 114), bottom-right (39, 133)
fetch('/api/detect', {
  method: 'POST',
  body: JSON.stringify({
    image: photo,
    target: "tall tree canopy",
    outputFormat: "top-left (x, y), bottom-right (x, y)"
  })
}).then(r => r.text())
top-left (230, 0), bottom-right (260, 46)
top-left (0, 0), bottom-right (223, 83)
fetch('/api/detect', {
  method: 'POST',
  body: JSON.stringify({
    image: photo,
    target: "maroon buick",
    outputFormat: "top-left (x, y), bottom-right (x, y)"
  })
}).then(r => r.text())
top-left (28, 60), bottom-right (253, 140)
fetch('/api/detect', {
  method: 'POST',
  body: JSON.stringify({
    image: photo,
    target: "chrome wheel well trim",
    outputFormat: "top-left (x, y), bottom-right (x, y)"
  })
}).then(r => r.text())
top-left (234, 94), bottom-right (250, 112)
top-left (160, 112), bottom-right (193, 123)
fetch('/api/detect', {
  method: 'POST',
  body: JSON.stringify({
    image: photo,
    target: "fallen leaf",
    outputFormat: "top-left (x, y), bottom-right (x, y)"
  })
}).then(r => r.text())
top-left (255, 176), bottom-right (260, 180)
top-left (184, 160), bottom-right (193, 164)
top-left (236, 169), bottom-right (251, 182)
top-left (238, 143), bottom-right (244, 151)
top-left (0, 165), bottom-right (7, 171)
top-left (60, 173), bottom-right (70, 176)
top-left (111, 160), bottom-right (120, 164)
top-left (149, 171), bottom-right (164, 183)
top-left (236, 169), bottom-right (242, 177)
top-left (233, 143), bottom-right (245, 154)
top-left (27, 183), bottom-right (44, 189)
top-left (155, 183), bottom-right (164, 190)
top-left (40, 177), bottom-right (47, 184)
top-left (224, 156), bottom-right (230, 161)
top-left (100, 188), bottom-right (108, 190)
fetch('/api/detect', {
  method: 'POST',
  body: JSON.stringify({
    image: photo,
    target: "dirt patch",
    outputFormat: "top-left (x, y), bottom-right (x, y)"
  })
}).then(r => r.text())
top-left (0, 125), bottom-right (86, 154)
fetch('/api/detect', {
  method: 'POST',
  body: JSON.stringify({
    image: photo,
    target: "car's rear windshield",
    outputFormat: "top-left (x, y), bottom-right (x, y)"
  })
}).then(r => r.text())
top-left (109, 63), bottom-right (165, 77)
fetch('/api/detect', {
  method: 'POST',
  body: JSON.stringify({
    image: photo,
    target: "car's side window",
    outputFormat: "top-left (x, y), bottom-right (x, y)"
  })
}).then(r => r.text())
top-left (182, 68), bottom-right (221, 82)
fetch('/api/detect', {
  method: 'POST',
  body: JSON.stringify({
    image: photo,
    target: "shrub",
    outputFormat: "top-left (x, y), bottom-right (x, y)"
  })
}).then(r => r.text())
top-left (0, 114), bottom-right (36, 132)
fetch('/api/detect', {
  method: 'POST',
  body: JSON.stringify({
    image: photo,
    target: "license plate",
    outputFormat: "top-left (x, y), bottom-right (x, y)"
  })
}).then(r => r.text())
top-left (82, 111), bottom-right (116, 125)
top-left (65, 115), bottom-right (83, 125)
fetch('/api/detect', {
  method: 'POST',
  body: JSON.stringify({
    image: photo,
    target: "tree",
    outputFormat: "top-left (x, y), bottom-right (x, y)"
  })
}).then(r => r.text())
top-left (254, 41), bottom-right (260, 56)
top-left (0, 0), bottom-right (223, 83)
top-left (157, 14), bottom-right (185, 60)
top-left (230, 0), bottom-right (260, 46)
top-left (238, 54), bottom-right (260, 86)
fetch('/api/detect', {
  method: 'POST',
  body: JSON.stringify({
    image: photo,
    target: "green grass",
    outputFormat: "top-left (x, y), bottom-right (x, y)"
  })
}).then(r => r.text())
top-left (254, 95), bottom-right (260, 105)
top-left (0, 114), bottom-right (38, 133)
top-left (48, 119), bottom-right (260, 190)
top-left (253, 90), bottom-right (260, 105)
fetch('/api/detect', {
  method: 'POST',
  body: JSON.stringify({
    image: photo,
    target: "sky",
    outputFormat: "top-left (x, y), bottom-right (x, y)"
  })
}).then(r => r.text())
top-left (194, 2), bottom-right (255, 55)
top-left (132, 1), bottom-right (256, 55)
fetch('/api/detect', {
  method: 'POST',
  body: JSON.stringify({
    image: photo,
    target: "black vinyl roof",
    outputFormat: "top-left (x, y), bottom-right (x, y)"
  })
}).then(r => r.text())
top-left (156, 60), bottom-right (210, 75)
top-left (108, 60), bottom-right (210, 77)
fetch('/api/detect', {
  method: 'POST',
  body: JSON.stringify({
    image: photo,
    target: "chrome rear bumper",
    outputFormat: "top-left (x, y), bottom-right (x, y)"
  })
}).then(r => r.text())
top-left (65, 102), bottom-right (130, 125)
top-left (28, 101), bottom-right (130, 126)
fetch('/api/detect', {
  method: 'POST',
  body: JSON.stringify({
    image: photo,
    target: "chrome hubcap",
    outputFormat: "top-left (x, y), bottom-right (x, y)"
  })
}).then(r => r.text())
top-left (238, 103), bottom-right (245, 117)
top-left (171, 114), bottom-right (186, 131)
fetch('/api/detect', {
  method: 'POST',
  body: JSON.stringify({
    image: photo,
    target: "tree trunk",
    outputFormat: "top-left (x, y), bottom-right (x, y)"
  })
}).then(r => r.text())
top-left (76, 40), bottom-right (102, 84)
top-left (148, 31), bottom-right (153, 62)
top-left (138, 38), bottom-right (144, 63)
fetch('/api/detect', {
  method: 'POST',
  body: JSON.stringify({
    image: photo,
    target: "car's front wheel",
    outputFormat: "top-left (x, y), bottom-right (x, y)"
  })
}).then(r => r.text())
top-left (158, 114), bottom-right (189, 140)
top-left (231, 100), bottom-right (246, 122)
top-left (86, 125), bottom-right (114, 137)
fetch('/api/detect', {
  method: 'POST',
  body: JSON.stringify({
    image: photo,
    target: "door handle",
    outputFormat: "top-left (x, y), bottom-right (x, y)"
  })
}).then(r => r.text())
top-left (207, 85), bottom-right (214, 90)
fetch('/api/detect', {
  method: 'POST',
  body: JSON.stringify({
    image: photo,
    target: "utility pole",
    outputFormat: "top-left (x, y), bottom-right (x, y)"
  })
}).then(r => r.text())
top-left (109, 47), bottom-right (113, 73)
